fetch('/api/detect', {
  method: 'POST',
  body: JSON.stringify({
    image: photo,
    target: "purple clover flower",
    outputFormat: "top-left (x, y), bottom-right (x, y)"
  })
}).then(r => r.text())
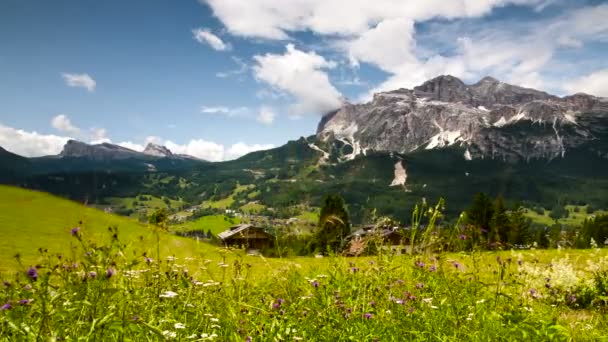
top-left (568, 295), bottom-right (577, 303)
top-left (26, 266), bottom-right (38, 281)
top-left (245, 337), bottom-right (252, 342)
top-left (312, 281), bottom-right (319, 288)
top-left (350, 267), bottom-right (360, 273)
top-left (1, 303), bottom-right (11, 310)
top-left (70, 227), bottom-right (81, 237)
top-left (459, 234), bottom-right (467, 240)
top-left (106, 267), bottom-right (115, 279)
top-left (18, 299), bottom-right (32, 305)
top-left (415, 260), bottom-right (425, 268)
top-left (429, 265), bottom-right (437, 272)
top-left (145, 257), bottom-right (153, 264)
top-left (415, 282), bottom-right (424, 289)
top-left (364, 313), bottom-right (373, 319)
top-left (452, 261), bottom-right (462, 270)
top-left (369, 301), bottom-right (376, 307)
top-left (89, 271), bottom-right (97, 279)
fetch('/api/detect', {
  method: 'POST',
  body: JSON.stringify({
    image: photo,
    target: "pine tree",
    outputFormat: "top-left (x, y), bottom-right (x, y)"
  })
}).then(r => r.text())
top-left (466, 193), bottom-right (494, 240)
top-left (312, 194), bottom-right (351, 254)
top-left (490, 197), bottom-right (510, 245)
top-left (507, 207), bottom-right (530, 246)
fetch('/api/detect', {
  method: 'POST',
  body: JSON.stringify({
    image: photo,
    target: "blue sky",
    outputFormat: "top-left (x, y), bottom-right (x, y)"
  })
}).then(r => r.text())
top-left (1, 0), bottom-right (607, 160)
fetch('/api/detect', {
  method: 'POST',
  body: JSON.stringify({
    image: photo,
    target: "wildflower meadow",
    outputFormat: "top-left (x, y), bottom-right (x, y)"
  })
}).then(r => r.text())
top-left (1, 224), bottom-right (607, 341)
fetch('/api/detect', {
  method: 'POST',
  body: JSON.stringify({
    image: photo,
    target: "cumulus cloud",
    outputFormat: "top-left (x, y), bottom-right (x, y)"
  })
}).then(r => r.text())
top-left (90, 128), bottom-right (111, 144)
top-left (347, 18), bottom-right (417, 72)
top-left (253, 44), bottom-right (342, 115)
top-left (51, 114), bottom-right (80, 135)
top-left (563, 69), bottom-right (608, 97)
top-left (257, 106), bottom-right (275, 124)
top-left (204, 0), bottom-right (552, 40)
top-left (192, 28), bottom-right (231, 51)
top-left (225, 142), bottom-right (275, 160)
top-left (206, 1), bottom-right (608, 98)
top-left (0, 124), bottom-right (70, 157)
top-left (61, 73), bottom-right (96, 92)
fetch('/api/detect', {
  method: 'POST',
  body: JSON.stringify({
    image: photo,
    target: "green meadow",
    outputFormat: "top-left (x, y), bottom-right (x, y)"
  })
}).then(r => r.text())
top-left (1, 186), bottom-right (608, 340)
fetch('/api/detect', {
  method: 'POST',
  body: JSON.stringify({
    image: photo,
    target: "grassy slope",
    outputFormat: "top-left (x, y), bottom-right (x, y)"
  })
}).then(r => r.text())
top-left (524, 205), bottom-right (608, 226)
top-left (0, 186), bottom-right (218, 272)
top-left (170, 215), bottom-right (241, 235)
top-left (107, 194), bottom-right (184, 215)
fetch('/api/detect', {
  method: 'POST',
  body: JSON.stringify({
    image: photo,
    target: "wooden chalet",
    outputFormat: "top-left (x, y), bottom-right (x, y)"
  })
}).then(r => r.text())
top-left (346, 224), bottom-right (411, 256)
top-left (217, 224), bottom-right (274, 251)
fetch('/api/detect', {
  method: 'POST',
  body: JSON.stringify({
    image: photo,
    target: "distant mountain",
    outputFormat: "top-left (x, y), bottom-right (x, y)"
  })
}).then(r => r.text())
top-left (60, 140), bottom-right (146, 160)
top-left (317, 75), bottom-right (608, 161)
top-left (0, 140), bottom-right (205, 175)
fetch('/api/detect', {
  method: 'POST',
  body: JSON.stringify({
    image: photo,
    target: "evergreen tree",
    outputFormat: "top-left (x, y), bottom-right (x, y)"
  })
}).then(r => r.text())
top-left (466, 193), bottom-right (494, 240)
top-left (311, 194), bottom-right (351, 254)
top-left (490, 197), bottom-right (510, 244)
top-left (507, 208), bottom-right (530, 246)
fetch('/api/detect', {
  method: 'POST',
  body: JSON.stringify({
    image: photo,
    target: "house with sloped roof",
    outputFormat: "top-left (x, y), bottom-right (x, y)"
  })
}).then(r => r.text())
top-left (346, 224), bottom-right (411, 256)
top-left (217, 224), bottom-right (274, 251)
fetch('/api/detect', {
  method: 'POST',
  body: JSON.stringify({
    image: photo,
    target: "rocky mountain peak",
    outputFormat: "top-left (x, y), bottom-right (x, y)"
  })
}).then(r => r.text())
top-left (143, 143), bottom-right (173, 157)
top-left (317, 75), bottom-right (608, 162)
top-left (60, 140), bottom-right (142, 160)
top-left (413, 75), bottom-right (469, 103)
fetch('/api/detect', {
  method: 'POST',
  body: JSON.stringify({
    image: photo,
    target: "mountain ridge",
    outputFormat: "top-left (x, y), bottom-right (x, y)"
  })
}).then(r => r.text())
top-left (317, 75), bottom-right (608, 162)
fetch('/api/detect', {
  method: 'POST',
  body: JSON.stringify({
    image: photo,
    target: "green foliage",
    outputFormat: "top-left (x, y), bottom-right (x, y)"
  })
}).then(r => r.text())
top-left (1, 232), bottom-right (608, 340)
top-left (310, 194), bottom-right (351, 254)
top-left (490, 197), bottom-right (510, 244)
top-left (466, 193), bottom-right (495, 233)
top-left (507, 208), bottom-right (531, 246)
top-left (148, 208), bottom-right (168, 228)
top-left (549, 204), bottom-right (569, 221)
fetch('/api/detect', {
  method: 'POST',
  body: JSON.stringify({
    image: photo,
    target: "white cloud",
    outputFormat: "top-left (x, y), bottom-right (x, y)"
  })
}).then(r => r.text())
top-left (0, 124), bottom-right (69, 157)
top-left (165, 138), bottom-right (273, 161)
top-left (61, 73), bottom-right (96, 92)
top-left (257, 106), bottom-right (275, 124)
top-left (117, 141), bottom-right (145, 152)
top-left (201, 106), bottom-right (230, 114)
top-left (51, 114), bottom-right (80, 135)
top-left (164, 139), bottom-right (223, 162)
top-left (253, 44), bottom-right (342, 115)
top-left (206, 1), bottom-right (608, 98)
top-left (225, 142), bottom-right (274, 160)
top-left (90, 128), bottom-right (110, 144)
top-left (204, 0), bottom-right (552, 40)
top-left (192, 28), bottom-right (231, 51)
top-left (347, 18), bottom-right (417, 72)
top-left (200, 106), bottom-right (250, 117)
top-left (563, 69), bottom-right (608, 97)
